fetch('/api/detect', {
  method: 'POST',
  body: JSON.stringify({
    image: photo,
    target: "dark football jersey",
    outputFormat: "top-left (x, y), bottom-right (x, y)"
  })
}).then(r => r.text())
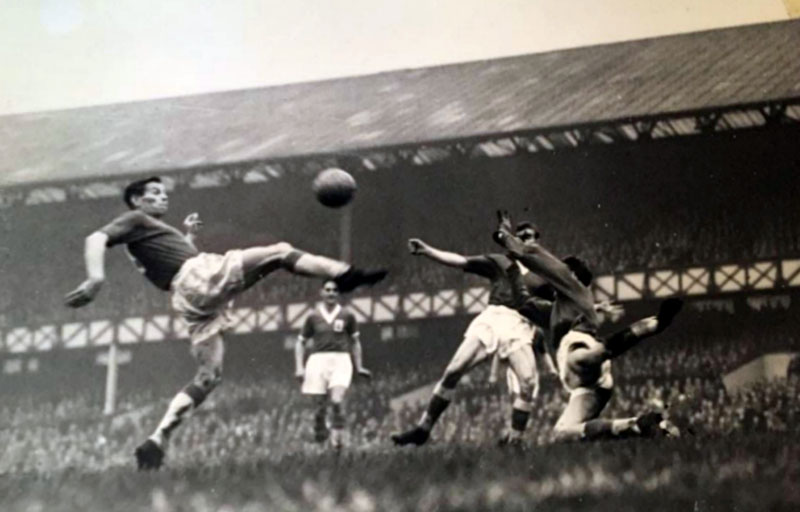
top-left (301, 304), bottom-right (357, 353)
top-left (510, 244), bottom-right (600, 342)
top-left (100, 210), bottom-right (199, 291)
top-left (463, 253), bottom-right (548, 309)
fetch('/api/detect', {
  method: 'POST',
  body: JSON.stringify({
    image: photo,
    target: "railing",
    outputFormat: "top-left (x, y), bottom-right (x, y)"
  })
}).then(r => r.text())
top-left (2, 257), bottom-right (799, 353)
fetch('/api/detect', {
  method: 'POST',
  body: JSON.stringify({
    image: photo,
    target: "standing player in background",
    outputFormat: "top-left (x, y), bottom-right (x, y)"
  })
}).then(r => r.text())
top-left (295, 280), bottom-right (371, 449)
top-left (494, 211), bottom-right (683, 441)
top-left (64, 176), bottom-right (387, 470)
top-left (391, 229), bottom-right (549, 448)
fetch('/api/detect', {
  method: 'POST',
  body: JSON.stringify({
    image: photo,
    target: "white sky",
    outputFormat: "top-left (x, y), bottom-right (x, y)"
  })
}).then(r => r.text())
top-left (0, 0), bottom-right (790, 115)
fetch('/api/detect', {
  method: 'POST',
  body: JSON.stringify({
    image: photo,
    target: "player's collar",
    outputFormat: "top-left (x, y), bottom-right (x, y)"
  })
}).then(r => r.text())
top-left (515, 260), bottom-right (530, 275)
top-left (317, 303), bottom-right (341, 324)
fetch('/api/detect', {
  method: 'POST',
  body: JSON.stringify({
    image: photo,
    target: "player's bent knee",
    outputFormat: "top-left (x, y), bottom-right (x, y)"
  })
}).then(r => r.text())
top-left (516, 383), bottom-right (533, 398)
top-left (330, 387), bottom-right (347, 403)
top-left (443, 352), bottom-right (473, 381)
top-left (553, 422), bottom-right (583, 442)
top-left (276, 243), bottom-right (309, 272)
top-left (513, 375), bottom-right (536, 398)
top-left (193, 368), bottom-right (222, 395)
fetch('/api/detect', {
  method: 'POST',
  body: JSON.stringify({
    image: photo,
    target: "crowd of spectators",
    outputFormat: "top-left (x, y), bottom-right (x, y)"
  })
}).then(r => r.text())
top-left (2, 370), bottom-right (799, 475)
top-left (369, 209), bottom-right (800, 293)
top-left (2, 306), bottom-right (798, 475)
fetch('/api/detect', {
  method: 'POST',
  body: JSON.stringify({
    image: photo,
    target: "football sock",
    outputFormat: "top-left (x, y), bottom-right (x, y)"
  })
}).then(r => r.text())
top-left (331, 402), bottom-right (345, 430)
top-left (183, 382), bottom-right (210, 406)
top-left (605, 299), bottom-right (684, 358)
top-left (511, 399), bottom-right (531, 437)
top-left (150, 388), bottom-right (202, 446)
top-left (419, 383), bottom-right (454, 431)
top-left (604, 324), bottom-right (650, 358)
top-left (314, 404), bottom-right (328, 435)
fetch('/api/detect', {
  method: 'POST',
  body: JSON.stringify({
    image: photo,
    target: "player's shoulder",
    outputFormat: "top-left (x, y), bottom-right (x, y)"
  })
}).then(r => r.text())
top-left (467, 252), bottom-right (503, 264)
top-left (98, 210), bottom-right (150, 237)
top-left (340, 306), bottom-right (357, 320)
top-left (110, 209), bottom-right (149, 225)
top-left (484, 253), bottom-right (513, 267)
top-left (306, 309), bottom-right (323, 322)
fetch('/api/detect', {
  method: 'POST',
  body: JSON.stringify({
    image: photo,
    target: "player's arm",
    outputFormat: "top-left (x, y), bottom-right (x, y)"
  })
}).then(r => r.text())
top-left (350, 333), bottom-right (372, 379)
top-left (295, 316), bottom-right (314, 381)
top-left (294, 335), bottom-right (307, 381)
top-left (407, 238), bottom-right (469, 268)
top-left (347, 314), bottom-right (371, 379)
top-left (518, 296), bottom-right (554, 327)
top-left (65, 211), bottom-right (143, 308)
top-left (182, 212), bottom-right (203, 248)
top-left (505, 262), bottom-right (554, 326)
top-left (64, 231), bottom-right (109, 307)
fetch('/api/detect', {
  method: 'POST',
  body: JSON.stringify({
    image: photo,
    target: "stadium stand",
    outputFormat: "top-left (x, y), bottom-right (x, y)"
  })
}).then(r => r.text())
top-left (1, 21), bottom-right (800, 510)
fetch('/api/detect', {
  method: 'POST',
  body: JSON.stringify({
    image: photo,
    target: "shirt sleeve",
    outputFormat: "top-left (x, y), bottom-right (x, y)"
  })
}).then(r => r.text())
top-left (300, 315), bottom-right (315, 339)
top-left (514, 244), bottom-right (596, 318)
top-left (462, 255), bottom-right (499, 279)
top-left (518, 297), bottom-right (553, 328)
top-left (98, 211), bottom-right (147, 247)
top-left (345, 311), bottom-right (358, 336)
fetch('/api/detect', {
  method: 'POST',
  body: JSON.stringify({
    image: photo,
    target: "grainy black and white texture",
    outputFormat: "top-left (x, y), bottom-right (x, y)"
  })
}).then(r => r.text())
top-left (2, 19), bottom-right (800, 512)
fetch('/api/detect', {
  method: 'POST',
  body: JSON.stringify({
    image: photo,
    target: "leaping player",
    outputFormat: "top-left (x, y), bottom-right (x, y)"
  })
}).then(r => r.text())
top-left (65, 176), bottom-right (387, 470)
top-left (494, 211), bottom-right (683, 441)
top-left (295, 280), bottom-right (371, 449)
top-left (391, 226), bottom-right (551, 447)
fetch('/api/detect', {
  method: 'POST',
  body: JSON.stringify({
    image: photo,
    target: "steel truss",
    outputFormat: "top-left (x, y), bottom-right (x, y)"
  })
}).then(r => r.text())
top-left (2, 97), bottom-right (799, 208)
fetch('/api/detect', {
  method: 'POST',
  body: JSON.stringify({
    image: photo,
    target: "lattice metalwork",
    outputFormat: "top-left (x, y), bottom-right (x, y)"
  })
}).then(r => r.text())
top-left (6, 256), bottom-right (800, 352)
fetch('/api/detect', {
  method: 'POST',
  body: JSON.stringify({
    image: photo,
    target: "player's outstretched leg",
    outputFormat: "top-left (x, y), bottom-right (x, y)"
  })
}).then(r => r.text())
top-left (392, 336), bottom-right (489, 446)
top-left (551, 387), bottom-right (660, 441)
top-left (135, 335), bottom-right (223, 470)
top-left (603, 298), bottom-right (683, 359)
top-left (239, 243), bottom-right (387, 293)
top-left (554, 389), bottom-right (677, 442)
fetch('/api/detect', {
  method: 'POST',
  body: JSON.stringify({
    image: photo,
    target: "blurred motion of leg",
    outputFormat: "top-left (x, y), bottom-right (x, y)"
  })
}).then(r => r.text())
top-left (135, 335), bottom-right (223, 470)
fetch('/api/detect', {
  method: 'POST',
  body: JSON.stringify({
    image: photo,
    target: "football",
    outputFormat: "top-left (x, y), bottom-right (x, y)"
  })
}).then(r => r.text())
top-left (312, 168), bottom-right (357, 208)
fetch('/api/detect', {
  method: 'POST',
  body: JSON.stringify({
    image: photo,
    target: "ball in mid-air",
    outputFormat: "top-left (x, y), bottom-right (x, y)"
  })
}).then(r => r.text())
top-left (312, 168), bottom-right (357, 208)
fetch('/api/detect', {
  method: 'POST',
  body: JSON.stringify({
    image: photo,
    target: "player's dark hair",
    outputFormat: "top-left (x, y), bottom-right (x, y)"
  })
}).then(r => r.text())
top-left (515, 221), bottom-right (541, 240)
top-left (123, 176), bottom-right (162, 209)
top-left (563, 256), bottom-right (593, 287)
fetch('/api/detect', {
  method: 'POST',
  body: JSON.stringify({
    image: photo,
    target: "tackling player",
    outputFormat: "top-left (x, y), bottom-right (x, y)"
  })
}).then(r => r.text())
top-left (494, 211), bottom-right (683, 441)
top-left (295, 280), bottom-right (371, 449)
top-left (64, 176), bottom-right (387, 469)
top-left (391, 230), bottom-right (550, 447)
